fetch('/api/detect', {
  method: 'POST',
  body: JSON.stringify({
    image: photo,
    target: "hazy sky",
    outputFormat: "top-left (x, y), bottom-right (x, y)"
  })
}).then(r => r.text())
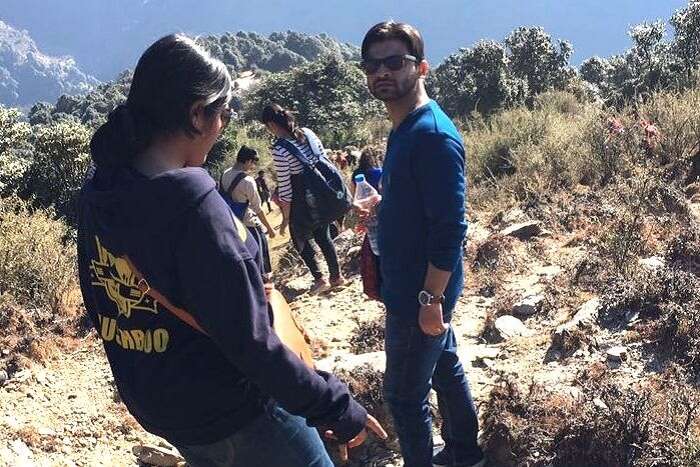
top-left (0, 0), bottom-right (690, 79)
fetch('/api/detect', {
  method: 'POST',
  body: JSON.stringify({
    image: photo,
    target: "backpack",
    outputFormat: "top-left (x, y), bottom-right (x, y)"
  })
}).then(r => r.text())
top-left (276, 129), bottom-right (351, 225)
top-left (219, 171), bottom-right (249, 219)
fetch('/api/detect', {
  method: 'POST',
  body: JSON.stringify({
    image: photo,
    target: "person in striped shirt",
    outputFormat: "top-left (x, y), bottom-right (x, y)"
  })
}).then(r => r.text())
top-left (261, 104), bottom-right (346, 294)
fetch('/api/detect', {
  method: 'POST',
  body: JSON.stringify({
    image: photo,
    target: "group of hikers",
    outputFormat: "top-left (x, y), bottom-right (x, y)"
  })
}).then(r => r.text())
top-left (78, 20), bottom-right (485, 467)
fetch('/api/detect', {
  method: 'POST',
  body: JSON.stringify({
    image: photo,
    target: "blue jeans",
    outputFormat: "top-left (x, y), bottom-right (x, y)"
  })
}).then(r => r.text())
top-left (384, 314), bottom-right (483, 467)
top-left (175, 404), bottom-right (333, 467)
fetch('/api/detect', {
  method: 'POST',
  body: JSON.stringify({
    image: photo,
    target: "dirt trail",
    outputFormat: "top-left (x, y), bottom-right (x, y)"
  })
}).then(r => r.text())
top-left (0, 208), bottom-right (623, 466)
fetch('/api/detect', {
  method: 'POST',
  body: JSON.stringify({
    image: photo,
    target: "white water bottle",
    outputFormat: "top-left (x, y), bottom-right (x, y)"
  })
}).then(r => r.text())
top-left (354, 174), bottom-right (381, 255)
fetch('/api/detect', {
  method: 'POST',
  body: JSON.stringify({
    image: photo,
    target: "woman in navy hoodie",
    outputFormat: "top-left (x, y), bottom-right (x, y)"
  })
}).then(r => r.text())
top-left (78, 34), bottom-right (384, 467)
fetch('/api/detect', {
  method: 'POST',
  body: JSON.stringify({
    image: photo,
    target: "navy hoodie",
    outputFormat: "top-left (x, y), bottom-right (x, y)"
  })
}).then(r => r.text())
top-left (77, 165), bottom-right (366, 446)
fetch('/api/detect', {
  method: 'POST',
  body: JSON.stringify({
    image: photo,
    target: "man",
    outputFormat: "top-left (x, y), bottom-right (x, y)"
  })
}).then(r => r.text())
top-left (221, 146), bottom-right (276, 277)
top-left (360, 21), bottom-right (485, 467)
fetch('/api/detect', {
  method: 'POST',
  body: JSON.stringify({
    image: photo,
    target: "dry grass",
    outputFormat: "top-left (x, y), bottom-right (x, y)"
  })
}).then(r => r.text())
top-left (348, 317), bottom-right (385, 354)
top-left (481, 374), bottom-right (700, 467)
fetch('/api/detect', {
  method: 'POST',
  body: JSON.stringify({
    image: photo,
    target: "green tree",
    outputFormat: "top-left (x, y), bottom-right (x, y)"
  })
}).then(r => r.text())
top-left (671, 0), bottom-right (700, 81)
top-left (0, 105), bottom-right (32, 195)
top-left (430, 41), bottom-right (528, 118)
top-left (244, 55), bottom-right (382, 146)
top-left (24, 121), bottom-right (91, 223)
top-left (505, 27), bottom-right (575, 98)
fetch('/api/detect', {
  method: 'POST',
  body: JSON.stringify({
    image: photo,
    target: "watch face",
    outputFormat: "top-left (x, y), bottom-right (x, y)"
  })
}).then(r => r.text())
top-left (418, 290), bottom-right (432, 306)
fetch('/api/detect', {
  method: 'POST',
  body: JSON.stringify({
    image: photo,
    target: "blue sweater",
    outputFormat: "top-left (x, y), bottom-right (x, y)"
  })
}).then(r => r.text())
top-left (377, 100), bottom-right (468, 320)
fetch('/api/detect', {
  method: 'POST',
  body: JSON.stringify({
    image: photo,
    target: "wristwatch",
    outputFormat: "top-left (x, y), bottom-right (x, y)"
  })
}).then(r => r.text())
top-left (418, 290), bottom-right (445, 306)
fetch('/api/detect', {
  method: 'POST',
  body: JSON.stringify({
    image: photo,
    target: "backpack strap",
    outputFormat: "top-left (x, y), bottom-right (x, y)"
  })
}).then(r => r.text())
top-left (277, 138), bottom-right (314, 167)
top-left (226, 171), bottom-right (248, 194)
top-left (123, 255), bottom-right (207, 335)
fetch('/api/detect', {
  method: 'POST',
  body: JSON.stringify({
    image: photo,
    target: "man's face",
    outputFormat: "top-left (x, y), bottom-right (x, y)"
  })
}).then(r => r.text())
top-left (365, 39), bottom-right (422, 102)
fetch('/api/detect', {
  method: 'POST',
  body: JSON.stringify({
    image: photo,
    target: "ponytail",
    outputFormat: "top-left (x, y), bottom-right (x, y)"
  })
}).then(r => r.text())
top-left (260, 104), bottom-right (307, 144)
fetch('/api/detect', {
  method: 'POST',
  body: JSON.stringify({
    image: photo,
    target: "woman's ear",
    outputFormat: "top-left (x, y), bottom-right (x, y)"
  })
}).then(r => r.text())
top-left (189, 99), bottom-right (208, 133)
top-left (418, 59), bottom-right (430, 78)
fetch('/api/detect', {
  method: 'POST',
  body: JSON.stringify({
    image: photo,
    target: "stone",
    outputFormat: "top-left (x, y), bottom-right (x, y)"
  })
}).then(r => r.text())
top-left (316, 351), bottom-right (386, 374)
top-left (638, 256), bottom-right (665, 270)
top-left (500, 221), bottom-right (542, 240)
top-left (606, 346), bottom-right (627, 363)
top-left (545, 298), bottom-right (600, 361)
top-left (494, 315), bottom-right (530, 340)
top-left (132, 444), bottom-right (185, 467)
top-left (593, 398), bottom-right (609, 411)
top-left (0, 370), bottom-right (8, 386)
top-left (512, 294), bottom-right (545, 317)
top-left (346, 246), bottom-right (361, 258)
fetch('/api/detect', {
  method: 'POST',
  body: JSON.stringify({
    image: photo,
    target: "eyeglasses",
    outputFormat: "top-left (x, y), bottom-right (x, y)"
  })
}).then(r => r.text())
top-left (361, 54), bottom-right (418, 74)
top-left (220, 106), bottom-right (233, 128)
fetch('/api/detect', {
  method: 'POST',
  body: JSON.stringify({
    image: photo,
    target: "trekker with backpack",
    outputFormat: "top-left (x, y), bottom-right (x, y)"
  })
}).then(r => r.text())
top-left (261, 104), bottom-right (351, 293)
top-left (220, 145), bottom-right (275, 276)
top-left (78, 34), bottom-right (386, 467)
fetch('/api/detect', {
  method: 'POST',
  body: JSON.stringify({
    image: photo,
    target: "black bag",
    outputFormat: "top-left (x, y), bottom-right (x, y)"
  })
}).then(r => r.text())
top-left (276, 129), bottom-right (352, 225)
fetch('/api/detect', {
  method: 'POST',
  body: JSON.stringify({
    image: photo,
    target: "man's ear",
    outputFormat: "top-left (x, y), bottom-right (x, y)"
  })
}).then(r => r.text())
top-left (418, 60), bottom-right (430, 77)
top-left (189, 99), bottom-right (208, 133)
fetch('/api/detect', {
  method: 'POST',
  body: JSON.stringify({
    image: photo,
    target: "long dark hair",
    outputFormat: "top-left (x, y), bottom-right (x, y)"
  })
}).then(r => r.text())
top-left (358, 147), bottom-right (380, 173)
top-left (90, 34), bottom-right (232, 168)
top-left (260, 104), bottom-right (306, 143)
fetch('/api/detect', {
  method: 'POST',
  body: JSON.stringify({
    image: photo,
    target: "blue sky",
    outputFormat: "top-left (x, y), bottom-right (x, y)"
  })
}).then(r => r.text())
top-left (0, 0), bottom-right (690, 79)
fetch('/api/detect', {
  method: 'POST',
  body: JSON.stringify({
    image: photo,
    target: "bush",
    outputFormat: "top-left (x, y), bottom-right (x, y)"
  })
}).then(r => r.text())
top-left (481, 375), bottom-right (700, 467)
top-left (348, 317), bottom-right (385, 354)
top-left (0, 196), bottom-right (82, 373)
top-left (22, 121), bottom-right (91, 223)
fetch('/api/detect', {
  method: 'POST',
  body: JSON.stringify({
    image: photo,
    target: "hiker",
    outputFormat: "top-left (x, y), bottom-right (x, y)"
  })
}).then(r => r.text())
top-left (220, 145), bottom-right (275, 277)
top-left (358, 21), bottom-right (485, 467)
top-left (255, 170), bottom-right (273, 213)
top-left (351, 147), bottom-right (383, 195)
top-left (261, 103), bottom-right (349, 293)
top-left (78, 34), bottom-right (385, 467)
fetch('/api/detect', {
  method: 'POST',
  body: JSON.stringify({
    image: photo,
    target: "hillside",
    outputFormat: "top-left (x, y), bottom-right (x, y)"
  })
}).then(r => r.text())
top-left (0, 21), bottom-right (97, 108)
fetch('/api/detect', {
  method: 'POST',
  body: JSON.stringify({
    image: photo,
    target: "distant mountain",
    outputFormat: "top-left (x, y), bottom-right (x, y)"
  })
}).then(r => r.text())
top-left (0, 21), bottom-right (98, 108)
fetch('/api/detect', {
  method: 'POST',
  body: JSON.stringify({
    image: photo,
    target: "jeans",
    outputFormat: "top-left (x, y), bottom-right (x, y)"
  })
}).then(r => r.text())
top-left (298, 224), bottom-right (340, 280)
top-left (175, 404), bottom-right (333, 467)
top-left (384, 314), bottom-right (482, 467)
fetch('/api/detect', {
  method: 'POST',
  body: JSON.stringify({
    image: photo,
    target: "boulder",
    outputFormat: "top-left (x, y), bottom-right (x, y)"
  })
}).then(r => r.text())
top-left (494, 315), bottom-right (530, 340)
top-left (638, 256), bottom-right (665, 270)
top-left (500, 221), bottom-right (542, 240)
top-left (606, 346), bottom-right (627, 363)
top-left (132, 444), bottom-right (185, 467)
top-left (512, 294), bottom-right (545, 317)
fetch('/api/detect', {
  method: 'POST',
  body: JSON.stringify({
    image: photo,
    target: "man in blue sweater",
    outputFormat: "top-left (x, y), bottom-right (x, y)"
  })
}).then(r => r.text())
top-left (360, 22), bottom-right (485, 467)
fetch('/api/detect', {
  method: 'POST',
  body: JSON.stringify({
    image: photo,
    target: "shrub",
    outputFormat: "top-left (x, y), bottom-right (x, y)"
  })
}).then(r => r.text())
top-left (348, 317), bottom-right (385, 354)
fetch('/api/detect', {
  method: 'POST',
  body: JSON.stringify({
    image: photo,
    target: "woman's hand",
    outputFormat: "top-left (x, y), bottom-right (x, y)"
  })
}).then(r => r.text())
top-left (324, 414), bottom-right (388, 462)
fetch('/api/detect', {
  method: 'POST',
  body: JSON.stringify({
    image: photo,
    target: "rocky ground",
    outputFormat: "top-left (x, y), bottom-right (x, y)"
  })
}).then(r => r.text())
top-left (1, 194), bottom-right (699, 466)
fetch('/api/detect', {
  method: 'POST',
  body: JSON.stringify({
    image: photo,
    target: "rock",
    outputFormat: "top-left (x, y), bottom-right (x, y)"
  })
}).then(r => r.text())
top-left (494, 315), bottom-right (530, 340)
top-left (512, 294), bottom-right (545, 317)
top-left (346, 246), bottom-right (361, 258)
top-left (638, 256), bottom-right (665, 270)
top-left (500, 221), bottom-right (542, 240)
top-left (545, 298), bottom-right (600, 361)
top-left (606, 346), bottom-right (627, 363)
top-left (593, 398), bottom-right (609, 411)
top-left (0, 370), bottom-right (8, 386)
top-left (316, 351), bottom-right (386, 374)
top-left (132, 444), bottom-right (185, 467)
top-left (281, 275), bottom-right (314, 299)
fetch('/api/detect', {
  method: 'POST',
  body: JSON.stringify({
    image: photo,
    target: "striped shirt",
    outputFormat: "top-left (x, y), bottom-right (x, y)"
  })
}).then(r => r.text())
top-left (271, 128), bottom-right (325, 203)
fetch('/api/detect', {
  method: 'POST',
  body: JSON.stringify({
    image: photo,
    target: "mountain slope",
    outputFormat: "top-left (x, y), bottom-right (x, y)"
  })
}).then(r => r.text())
top-left (0, 21), bottom-right (98, 107)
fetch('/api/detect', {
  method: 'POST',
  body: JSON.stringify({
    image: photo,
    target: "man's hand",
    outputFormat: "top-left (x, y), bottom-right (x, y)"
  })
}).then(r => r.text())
top-left (324, 414), bottom-right (388, 462)
top-left (263, 282), bottom-right (274, 302)
top-left (419, 303), bottom-right (448, 336)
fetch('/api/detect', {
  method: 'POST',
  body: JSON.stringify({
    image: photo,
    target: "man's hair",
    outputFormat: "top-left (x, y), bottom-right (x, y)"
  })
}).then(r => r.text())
top-left (361, 21), bottom-right (425, 61)
top-left (236, 145), bottom-right (258, 163)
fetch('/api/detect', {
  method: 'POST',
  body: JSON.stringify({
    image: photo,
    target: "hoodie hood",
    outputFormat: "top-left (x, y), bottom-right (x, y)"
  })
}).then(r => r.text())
top-left (80, 166), bottom-right (216, 257)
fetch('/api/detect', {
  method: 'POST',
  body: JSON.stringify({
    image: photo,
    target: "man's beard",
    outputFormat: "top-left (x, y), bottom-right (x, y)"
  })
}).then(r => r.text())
top-left (369, 74), bottom-right (419, 102)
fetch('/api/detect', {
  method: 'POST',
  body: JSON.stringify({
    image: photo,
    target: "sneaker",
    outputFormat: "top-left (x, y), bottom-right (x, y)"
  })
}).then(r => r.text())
top-left (309, 278), bottom-right (330, 294)
top-left (329, 276), bottom-right (347, 289)
top-left (432, 447), bottom-right (450, 466)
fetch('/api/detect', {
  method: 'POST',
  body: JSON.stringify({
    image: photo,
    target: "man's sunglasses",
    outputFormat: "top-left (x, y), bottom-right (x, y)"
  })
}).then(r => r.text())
top-left (361, 54), bottom-right (418, 74)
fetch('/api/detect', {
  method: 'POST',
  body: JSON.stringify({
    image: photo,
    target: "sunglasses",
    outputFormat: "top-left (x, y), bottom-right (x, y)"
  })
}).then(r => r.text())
top-left (361, 54), bottom-right (418, 74)
top-left (220, 106), bottom-right (233, 128)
